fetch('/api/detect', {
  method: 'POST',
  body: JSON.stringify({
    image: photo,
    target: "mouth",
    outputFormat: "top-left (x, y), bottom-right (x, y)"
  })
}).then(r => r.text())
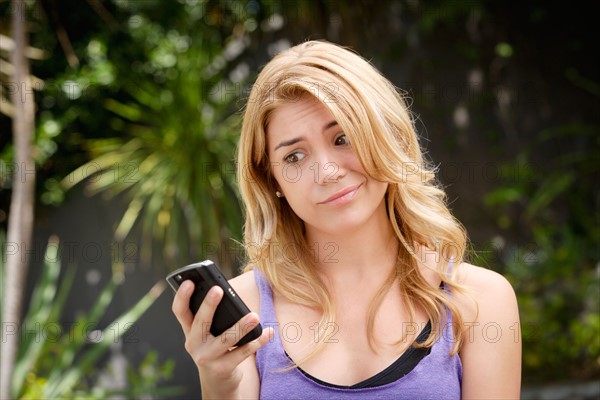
top-left (319, 183), bottom-right (362, 205)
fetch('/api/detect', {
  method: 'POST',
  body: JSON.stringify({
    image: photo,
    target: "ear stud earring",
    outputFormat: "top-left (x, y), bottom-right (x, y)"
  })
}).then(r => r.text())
top-left (276, 191), bottom-right (283, 198)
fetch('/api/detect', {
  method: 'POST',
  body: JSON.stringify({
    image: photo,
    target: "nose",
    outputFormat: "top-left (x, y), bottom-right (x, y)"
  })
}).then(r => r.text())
top-left (311, 150), bottom-right (347, 185)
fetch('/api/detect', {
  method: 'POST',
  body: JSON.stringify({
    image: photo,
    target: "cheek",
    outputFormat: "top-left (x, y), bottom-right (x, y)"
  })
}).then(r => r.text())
top-left (344, 149), bottom-right (365, 170)
top-left (350, 158), bottom-right (366, 175)
top-left (370, 173), bottom-right (389, 193)
top-left (272, 163), bottom-right (306, 189)
top-left (375, 181), bottom-right (389, 198)
top-left (351, 156), bottom-right (388, 195)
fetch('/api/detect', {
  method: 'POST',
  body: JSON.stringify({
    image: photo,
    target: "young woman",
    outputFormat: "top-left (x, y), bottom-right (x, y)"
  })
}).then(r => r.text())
top-left (172, 40), bottom-right (521, 399)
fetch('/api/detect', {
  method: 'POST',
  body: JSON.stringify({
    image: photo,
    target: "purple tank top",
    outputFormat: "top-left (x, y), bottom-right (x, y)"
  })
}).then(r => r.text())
top-left (254, 269), bottom-right (462, 399)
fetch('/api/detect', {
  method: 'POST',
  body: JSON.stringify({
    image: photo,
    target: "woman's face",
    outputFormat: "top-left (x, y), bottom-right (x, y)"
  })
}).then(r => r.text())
top-left (266, 95), bottom-right (389, 237)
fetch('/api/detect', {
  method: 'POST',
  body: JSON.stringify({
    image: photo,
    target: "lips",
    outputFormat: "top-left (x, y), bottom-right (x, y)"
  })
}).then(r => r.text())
top-left (319, 183), bottom-right (362, 205)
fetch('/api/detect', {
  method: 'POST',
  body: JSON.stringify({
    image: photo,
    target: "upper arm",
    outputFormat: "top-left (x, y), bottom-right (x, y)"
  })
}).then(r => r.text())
top-left (229, 269), bottom-right (261, 314)
top-left (457, 263), bottom-right (522, 399)
top-left (228, 270), bottom-right (262, 398)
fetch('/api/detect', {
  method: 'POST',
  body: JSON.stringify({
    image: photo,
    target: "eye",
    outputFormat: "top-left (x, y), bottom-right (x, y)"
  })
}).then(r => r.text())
top-left (284, 151), bottom-right (305, 164)
top-left (334, 133), bottom-right (349, 146)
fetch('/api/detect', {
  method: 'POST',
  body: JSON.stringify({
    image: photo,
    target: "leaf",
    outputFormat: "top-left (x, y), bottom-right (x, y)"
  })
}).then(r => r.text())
top-left (44, 281), bottom-right (166, 398)
top-left (484, 187), bottom-right (523, 207)
top-left (104, 98), bottom-right (143, 122)
top-left (525, 172), bottom-right (575, 219)
top-left (12, 236), bottom-right (61, 398)
top-left (7, 235), bottom-right (167, 398)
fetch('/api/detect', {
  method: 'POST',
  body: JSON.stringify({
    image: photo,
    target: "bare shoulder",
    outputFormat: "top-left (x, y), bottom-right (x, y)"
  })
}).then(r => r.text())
top-left (228, 269), bottom-right (261, 314)
top-left (455, 265), bottom-right (522, 397)
top-left (454, 262), bottom-right (519, 322)
top-left (457, 261), bottom-right (514, 289)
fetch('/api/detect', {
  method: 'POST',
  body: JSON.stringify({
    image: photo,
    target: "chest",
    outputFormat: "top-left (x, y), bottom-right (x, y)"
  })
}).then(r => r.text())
top-left (272, 287), bottom-right (429, 386)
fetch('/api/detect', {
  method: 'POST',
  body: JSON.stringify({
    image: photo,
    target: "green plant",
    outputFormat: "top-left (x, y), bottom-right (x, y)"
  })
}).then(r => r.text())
top-left (60, 1), bottom-right (262, 275)
top-left (484, 124), bottom-right (600, 382)
top-left (1, 234), bottom-right (177, 399)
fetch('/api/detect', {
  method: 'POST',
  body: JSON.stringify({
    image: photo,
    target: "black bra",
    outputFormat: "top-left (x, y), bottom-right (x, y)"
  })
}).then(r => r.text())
top-left (287, 319), bottom-right (433, 389)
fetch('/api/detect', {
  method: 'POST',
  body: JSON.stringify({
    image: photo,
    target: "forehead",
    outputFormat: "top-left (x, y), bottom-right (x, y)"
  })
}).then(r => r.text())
top-left (266, 97), bottom-right (336, 147)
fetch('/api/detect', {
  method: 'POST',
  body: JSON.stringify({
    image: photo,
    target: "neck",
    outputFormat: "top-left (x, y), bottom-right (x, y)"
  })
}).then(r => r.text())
top-left (305, 202), bottom-right (399, 283)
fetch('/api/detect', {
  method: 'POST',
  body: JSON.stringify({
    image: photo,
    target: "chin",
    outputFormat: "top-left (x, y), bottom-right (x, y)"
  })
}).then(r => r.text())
top-left (313, 213), bottom-right (373, 235)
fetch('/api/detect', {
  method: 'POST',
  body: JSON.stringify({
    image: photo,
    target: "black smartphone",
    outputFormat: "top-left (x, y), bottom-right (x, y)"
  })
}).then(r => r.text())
top-left (166, 260), bottom-right (262, 347)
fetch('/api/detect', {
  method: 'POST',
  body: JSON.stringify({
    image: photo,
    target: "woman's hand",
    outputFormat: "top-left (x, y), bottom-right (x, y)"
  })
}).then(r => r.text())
top-left (172, 280), bottom-right (273, 399)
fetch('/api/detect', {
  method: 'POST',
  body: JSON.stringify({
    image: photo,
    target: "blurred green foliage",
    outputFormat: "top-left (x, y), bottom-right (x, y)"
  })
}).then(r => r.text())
top-left (482, 124), bottom-right (599, 381)
top-left (0, 233), bottom-right (176, 399)
top-left (60, 0), bottom-right (254, 271)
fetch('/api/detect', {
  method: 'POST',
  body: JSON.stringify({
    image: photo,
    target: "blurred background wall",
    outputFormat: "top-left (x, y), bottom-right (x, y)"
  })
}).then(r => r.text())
top-left (1, 1), bottom-right (598, 398)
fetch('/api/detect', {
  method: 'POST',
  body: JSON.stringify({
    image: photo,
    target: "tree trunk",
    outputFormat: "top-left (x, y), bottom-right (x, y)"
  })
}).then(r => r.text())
top-left (0, 1), bottom-right (36, 398)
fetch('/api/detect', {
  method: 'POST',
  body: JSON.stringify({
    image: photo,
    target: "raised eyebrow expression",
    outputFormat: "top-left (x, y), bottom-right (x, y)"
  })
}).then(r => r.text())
top-left (273, 120), bottom-right (340, 152)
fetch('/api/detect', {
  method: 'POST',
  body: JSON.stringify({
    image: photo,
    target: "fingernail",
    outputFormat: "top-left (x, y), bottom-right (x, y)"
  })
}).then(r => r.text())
top-left (243, 313), bottom-right (258, 326)
top-left (181, 281), bottom-right (192, 292)
top-left (209, 286), bottom-right (220, 299)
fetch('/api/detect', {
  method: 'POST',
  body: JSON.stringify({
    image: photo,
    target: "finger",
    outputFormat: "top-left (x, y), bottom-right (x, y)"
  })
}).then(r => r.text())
top-left (213, 312), bottom-right (261, 349)
top-left (192, 285), bottom-right (224, 341)
top-left (172, 280), bottom-right (195, 334)
top-left (221, 326), bottom-right (275, 366)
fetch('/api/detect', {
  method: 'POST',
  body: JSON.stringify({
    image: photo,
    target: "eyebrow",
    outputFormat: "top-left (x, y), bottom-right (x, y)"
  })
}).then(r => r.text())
top-left (273, 120), bottom-right (339, 151)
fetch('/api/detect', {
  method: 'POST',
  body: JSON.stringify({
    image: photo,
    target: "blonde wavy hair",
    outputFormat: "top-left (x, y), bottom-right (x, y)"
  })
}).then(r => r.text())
top-left (237, 40), bottom-right (468, 363)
